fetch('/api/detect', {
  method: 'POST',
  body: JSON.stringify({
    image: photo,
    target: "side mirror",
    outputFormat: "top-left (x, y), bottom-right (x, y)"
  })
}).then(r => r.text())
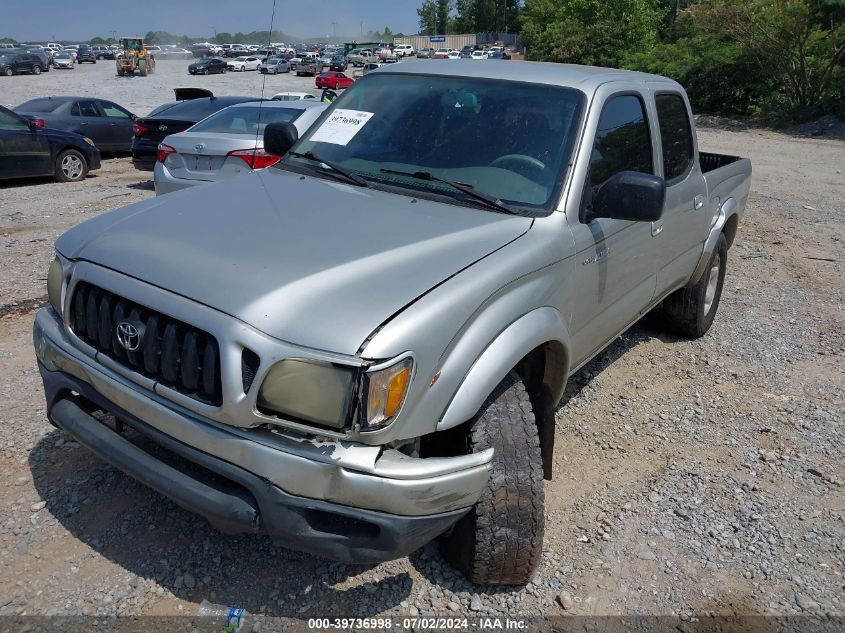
top-left (263, 121), bottom-right (298, 157)
top-left (588, 171), bottom-right (665, 223)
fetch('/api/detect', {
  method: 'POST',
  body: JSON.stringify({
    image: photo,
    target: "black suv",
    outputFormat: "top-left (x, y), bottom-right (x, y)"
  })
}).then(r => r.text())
top-left (0, 52), bottom-right (47, 76)
top-left (76, 46), bottom-right (97, 63)
top-left (329, 55), bottom-right (347, 72)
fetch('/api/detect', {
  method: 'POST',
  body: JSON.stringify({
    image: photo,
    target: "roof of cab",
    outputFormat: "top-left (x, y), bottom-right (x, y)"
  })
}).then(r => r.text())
top-left (372, 60), bottom-right (680, 93)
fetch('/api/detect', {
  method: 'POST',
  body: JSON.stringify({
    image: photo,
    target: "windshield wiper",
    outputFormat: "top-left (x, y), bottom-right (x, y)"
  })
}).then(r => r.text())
top-left (288, 151), bottom-right (369, 187)
top-left (379, 168), bottom-right (516, 214)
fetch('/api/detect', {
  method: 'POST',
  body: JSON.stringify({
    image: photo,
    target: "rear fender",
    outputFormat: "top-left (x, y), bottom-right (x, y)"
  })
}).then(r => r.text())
top-left (686, 197), bottom-right (737, 287)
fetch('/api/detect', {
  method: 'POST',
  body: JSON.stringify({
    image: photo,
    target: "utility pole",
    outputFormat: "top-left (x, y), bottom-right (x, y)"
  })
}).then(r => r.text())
top-left (332, 22), bottom-right (337, 39)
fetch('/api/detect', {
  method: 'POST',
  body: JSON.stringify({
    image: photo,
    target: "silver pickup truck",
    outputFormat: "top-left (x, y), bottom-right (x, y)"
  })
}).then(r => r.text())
top-left (33, 62), bottom-right (751, 585)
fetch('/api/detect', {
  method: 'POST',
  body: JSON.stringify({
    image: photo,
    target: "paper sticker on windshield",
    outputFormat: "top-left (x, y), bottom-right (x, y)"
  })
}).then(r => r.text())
top-left (310, 109), bottom-right (374, 145)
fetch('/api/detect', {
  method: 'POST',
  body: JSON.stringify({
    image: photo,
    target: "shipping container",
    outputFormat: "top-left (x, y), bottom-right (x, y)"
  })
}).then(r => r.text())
top-left (393, 34), bottom-right (477, 53)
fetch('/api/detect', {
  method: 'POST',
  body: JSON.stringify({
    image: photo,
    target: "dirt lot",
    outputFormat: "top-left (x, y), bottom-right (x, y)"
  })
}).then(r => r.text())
top-left (0, 61), bottom-right (843, 626)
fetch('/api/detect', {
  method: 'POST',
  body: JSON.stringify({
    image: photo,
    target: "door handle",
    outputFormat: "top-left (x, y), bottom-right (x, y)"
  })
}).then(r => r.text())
top-left (79, 122), bottom-right (88, 126)
top-left (694, 194), bottom-right (705, 210)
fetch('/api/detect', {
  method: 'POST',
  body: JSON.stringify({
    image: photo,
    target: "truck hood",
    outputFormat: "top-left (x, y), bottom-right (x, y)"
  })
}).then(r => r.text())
top-left (57, 168), bottom-right (532, 355)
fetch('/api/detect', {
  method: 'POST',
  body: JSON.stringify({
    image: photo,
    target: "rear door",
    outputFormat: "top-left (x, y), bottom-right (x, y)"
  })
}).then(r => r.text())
top-left (647, 87), bottom-right (709, 296)
top-left (565, 88), bottom-right (661, 367)
top-left (0, 108), bottom-right (52, 178)
top-left (70, 100), bottom-right (111, 148)
top-left (98, 100), bottom-right (135, 151)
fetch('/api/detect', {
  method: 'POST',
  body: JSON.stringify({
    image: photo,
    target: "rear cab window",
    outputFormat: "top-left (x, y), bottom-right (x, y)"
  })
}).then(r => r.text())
top-left (655, 93), bottom-right (695, 182)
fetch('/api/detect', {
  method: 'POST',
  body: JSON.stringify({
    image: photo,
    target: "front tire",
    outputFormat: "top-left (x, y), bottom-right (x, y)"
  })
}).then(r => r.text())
top-left (32, 65), bottom-right (42, 75)
top-left (439, 371), bottom-right (545, 585)
top-left (662, 233), bottom-right (728, 338)
top-left (55, 149), bottom-right (88, 182)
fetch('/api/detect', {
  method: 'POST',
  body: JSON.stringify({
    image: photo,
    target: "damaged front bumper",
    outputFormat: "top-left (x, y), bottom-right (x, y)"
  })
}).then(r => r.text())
top-left (33, 307), bottom-right (491, 563)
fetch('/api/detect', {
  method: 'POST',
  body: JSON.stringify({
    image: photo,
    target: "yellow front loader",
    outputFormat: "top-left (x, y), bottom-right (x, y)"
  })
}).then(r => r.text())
top-left (116, 37), bottom-right (156, 76)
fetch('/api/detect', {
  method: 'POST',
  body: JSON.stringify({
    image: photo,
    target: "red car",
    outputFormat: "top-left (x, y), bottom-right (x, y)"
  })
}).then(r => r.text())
top-left (315, 71), bottom-right (354, 90)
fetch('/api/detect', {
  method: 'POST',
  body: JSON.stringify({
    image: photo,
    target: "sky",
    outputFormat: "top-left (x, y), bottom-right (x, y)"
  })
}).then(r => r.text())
top-left (3, 0), bottom-right (421, 42)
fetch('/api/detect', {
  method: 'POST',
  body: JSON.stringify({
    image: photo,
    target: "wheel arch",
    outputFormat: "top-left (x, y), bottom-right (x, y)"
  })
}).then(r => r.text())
top-left (437, 307), bottom-right (571, 480)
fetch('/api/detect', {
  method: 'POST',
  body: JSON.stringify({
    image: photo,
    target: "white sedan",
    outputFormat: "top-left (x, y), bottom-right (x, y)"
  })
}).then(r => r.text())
top-left (271, 92), bottom-right (318, 101)
top-left (446, 51), bottom-right (461, 60)
top-left (227, 56), bottom-right (261, 72)
top-left (470, 50), bottom-right (486, 60)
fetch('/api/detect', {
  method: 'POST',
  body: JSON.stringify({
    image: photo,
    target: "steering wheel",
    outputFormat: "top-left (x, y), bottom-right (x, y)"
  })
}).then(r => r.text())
top-left (488, 154), bottom-right (546, 179)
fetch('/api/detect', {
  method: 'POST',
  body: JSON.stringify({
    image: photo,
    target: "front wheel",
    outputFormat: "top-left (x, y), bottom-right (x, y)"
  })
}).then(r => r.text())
top-left (439, 371), bottom-right (544, 585)
top-left (32, 65), bottom-right (42, 75)
top-left (3, 67), bottom-right (12, 76)
top-left (662, 233), bottom-right (728, 338)
top-left (55, 149), bottom-right (88, 182)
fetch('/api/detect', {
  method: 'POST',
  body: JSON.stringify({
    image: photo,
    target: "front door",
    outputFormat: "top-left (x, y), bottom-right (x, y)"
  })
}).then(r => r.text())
top-left (98, 101), bottom-right (134, 151)
top-left (565, 90), bottom-right (662, 367)
top-left (0, 109), bottom-right (52, 178)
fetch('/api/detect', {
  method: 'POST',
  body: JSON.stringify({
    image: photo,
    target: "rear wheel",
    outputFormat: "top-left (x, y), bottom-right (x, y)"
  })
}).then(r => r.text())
top-left (439, 371), bottom-right (545, 585)
top-left (3, 67), bottom-right (12, 77)
top-left (203, 68), bottom-right (209, 75)
top-left (32, 65), bottom-right (42, 75)
top-left (662, 233), bottom-right (728, 338)
top-left (55, 149), bottom-right (88, 182)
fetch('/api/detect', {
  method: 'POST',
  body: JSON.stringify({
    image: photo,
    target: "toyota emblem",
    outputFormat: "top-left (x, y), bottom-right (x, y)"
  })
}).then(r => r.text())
top-left (116, 321), bottom-right (141, 352)
top-left (195, 143), bottom-right (205, 153)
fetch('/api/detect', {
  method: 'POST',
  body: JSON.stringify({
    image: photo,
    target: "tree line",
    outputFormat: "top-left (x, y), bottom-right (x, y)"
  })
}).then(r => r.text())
top-left (416, 0), bottom-right (845, 122)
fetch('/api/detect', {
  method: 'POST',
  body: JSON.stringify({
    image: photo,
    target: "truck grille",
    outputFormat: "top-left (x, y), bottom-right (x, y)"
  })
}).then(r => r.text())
top-left (68, 282), bottom-right (222, 406)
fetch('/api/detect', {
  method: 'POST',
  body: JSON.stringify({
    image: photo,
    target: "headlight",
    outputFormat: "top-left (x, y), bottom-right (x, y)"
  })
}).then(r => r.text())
top-left (361, 356), bottom-right (413, 431)
top-left (257, 359), bottom-right (357, 429)
top-left (82, 136), bottom-right (95, 146)
top-left (47, 257), bottom-right (63, 314)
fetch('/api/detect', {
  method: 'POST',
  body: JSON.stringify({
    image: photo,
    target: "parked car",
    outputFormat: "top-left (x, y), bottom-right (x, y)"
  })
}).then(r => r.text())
top-left (460, 46), bottom-right (474, 59)
top-left (315, 71), bottom-right (354, 90)
top-left (347, 49), bottom-right (378, 67)
top-left (446, 51), bottom-right (461, 60)
top-left (329, 55), bottom-right (347, 72)
top-left (378, 48), bottom-right (397, 63)
top-left (157, 47), bottom-right (194, 60)
top-left (22, 47), bottom-right (52, 70)
top-left (131, 91), bottom-right (255, 170)
top-left (432, 48), bottom-right (451, 59)
top-left (76, 46), bottom-right (97, 63)
top-left (259, 58), bottom-right (290, 74)
top-left (271, 92), bottom-right (317, 101)
top-left (91, 46), bottom-right (111, 59)
top-left (188, 58), bottom-right (227, 75)
top-left (0, 105), bottom-right (100, 182)
top-left (32, 62), bottom-right (751, 587)
top-left (227, 56), bottom-right (261, 72)
top-left (52, 51), bottom-right (76, 69)
top-left (295, 56), bottom-right (323, 77)
top-left (362, 62), bottom-right (382, 75)
top-left (417, 48), bottom-right (432, 58)
top-left (14, 97), bottom-right (137, 152)
top-left (487, 50), bottom-right (511, 60)
top-left (470, 50), bottom-right (486, 60)
top-left (0, 52), bottom-right (47, 76)
top-left (154, 100), bottom-right (329, 195)
top-left (394, 44), bottom-right (415, 57)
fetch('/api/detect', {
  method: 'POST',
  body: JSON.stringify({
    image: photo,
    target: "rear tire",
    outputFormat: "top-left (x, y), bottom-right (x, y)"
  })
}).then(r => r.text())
top-left (662, 233), bottom-right (728, 338)
top-left (439, 371), bottom-right (544, 585)
top-left (32, 65), bottom-right (42, 75)
top-left (3, 67), bottom-right (12, 77)
top-left (55, 149), bottom-right (88, 182)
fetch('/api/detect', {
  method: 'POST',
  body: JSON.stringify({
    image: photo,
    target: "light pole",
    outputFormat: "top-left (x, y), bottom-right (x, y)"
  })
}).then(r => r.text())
top-left (332, 22), bottom-right (337, 39)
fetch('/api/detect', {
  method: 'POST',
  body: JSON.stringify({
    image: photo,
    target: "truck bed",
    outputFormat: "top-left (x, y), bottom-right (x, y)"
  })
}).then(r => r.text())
top-left (700, 151), bottom-right (743, 173)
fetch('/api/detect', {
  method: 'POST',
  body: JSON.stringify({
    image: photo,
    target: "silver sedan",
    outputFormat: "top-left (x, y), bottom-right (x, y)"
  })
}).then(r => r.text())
top-left (154, 100), bottom-right (328, 195)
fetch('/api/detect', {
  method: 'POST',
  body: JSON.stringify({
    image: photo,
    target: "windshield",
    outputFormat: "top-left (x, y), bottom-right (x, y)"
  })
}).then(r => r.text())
top-left (284, 74), bottom-right (584, 212)
top-left (190, 105), bottom-right (305, 135)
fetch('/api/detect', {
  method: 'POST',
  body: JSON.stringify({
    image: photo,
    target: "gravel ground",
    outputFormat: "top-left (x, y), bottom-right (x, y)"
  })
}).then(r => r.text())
top-left (0, 62), bottom-right (843, 626)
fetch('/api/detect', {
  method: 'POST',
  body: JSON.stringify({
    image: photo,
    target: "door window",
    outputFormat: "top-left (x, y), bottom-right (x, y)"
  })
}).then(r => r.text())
top-left (589, 95), bottom-right (653, 188)
top-left (71, 101), bottom-right (102, 117)
top-left (101, 103), bottom-right (131, 119)
top-left (0, 109), bottom-right (28, 131)
top-left (655, 93), bottom-right (694, 182)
